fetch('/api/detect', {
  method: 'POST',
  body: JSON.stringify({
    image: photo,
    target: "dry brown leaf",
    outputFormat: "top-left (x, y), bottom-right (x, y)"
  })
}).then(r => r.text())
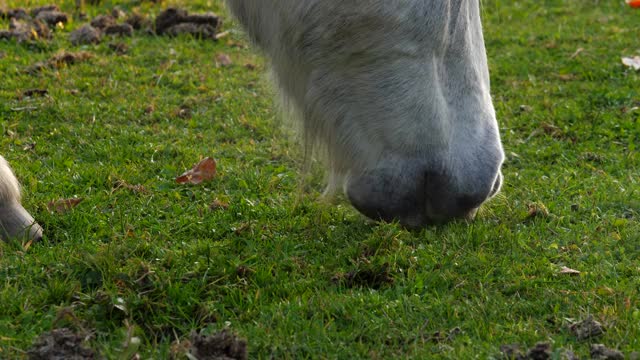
top-left (23, 239), bottom-right (33, 251)
top-left (209, 198), bottom-right (229, 211)
top-left (113, 179), bottom-right (148, 194)
top-left (176, 157), bottom-right (217, 185)
top-left (47, 198), bottom-right (83, 214)
top-left (527, 202), bottom-right (549, 218)
top-left (559, 266), bottom-right (580, 275)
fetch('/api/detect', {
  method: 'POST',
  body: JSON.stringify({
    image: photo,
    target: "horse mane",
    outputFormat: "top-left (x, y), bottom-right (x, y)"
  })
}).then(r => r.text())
top-left (0, 156), bottom-right (22, 203)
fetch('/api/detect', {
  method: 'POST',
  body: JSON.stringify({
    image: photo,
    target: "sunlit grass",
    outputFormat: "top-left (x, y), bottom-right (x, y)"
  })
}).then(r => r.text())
top-left (1, 0), bottom-right (639, 358)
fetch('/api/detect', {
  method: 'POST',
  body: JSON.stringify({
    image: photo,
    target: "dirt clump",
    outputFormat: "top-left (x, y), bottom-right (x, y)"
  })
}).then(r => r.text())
top-left (35, 10), bottom-right (68, 27)
top-left (108, 42), bottom-right (129, 55)
top-left (1, 18), bottom-right (51, 42)
top-left (590, 344), bottom-right (624, 360)
top-left (500, 344), bottom-right (525, 359)
top-left (27, 51), bottom-right (93, 74)
top-left (73, 14), bottom-right (134, 45)
top-left (69, 24), bottom-right (101, 45)
top-left (333, 262), bottom-right (394, 289)
top-left (184, 13), bottom-right (221, 28)
top-left (31, 5), bottom-right (60, 17)
top-left (4, 8), bottom-right (30, 21)
top-left (111, 7), bottom-right (126, 19)
top-left (165, 23), bottom-right (217, 39)
top-left (155, 7), bottom-right (188, 34)
top-left (155, 7), bottom-right (221, 39)
top-left (525, 343), bottom-right (552, 360)
top-left (569, 316), bottom-right (604, 340)
top-left (125, 13), bottom-right (150, 30)
top-left (21, 89), bottom-right (49, 98)
top-left (104, 23), bottom-right (133, 37)
top-left (27, 328), bottom-right (99, 360)
top-left (90, 14), bottom-right (116, 30)
top-left (50, 51), bottom-right (93, 67)
top-left (499, 343), bottom-right (554, 360)
top-left (189, 329), bottom-right (248, 360)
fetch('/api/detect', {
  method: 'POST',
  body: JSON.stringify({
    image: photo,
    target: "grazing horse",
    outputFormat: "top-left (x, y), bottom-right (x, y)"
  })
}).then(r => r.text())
top-left (0, 155), bottom-right (43, 242)
top-left (226, 0), bottom-right (504, 227)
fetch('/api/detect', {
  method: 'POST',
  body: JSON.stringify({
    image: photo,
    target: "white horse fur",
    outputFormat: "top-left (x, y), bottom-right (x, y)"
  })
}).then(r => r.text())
top-left (230, 0), bottom-right (505, 227)
top-left (0, 155), bottom-right (43, 241)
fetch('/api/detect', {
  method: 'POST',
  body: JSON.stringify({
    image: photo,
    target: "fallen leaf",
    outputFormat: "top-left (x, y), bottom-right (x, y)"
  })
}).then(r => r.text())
top-left (47, 198), bottom-right (83, 213)
top-left (176, 157), bottom-right (217, 185)
top-left (209, 198), bottom-right (229, 211)
top-left (622, 56), bottom-right (640, 70)
top-left (557, 73), bottom-right (577, 81)
top-left (113, 179), bottom-right (148, 194)
top-left (215, 53), bottom-right (233, 67)
top-left (559, 266), bottom-right (581, 275)
top-left (527, 202), bottom-right (549, 218)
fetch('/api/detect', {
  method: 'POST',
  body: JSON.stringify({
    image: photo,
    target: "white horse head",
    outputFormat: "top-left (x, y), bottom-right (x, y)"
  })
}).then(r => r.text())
top-left (227, 0), bottom-right (504, 227)
top-left (0, 156), bottom-right (43, 242)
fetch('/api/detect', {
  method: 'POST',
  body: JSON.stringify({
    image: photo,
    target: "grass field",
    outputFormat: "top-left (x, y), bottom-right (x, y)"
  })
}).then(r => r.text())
top-left (1, 0), bottom-right (639, 358)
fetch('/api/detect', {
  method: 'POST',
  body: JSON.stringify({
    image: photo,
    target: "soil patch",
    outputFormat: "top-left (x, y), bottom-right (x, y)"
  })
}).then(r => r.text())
top-left (21, 89), bottom-right (49, 98)
top-left (500, 342), bottom-right (552, 360)
top-left (333, 262), bottom-right (394, 289)
top-left (189, 330), bottom-right (248, 360)
top-left (27, 328), bottom-right (98, 360)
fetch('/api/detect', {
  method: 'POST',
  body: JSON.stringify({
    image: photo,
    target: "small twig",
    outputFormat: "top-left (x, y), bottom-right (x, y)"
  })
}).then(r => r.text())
top-left (215, 30), bottom-right (230, 40)
top-left (10, 106), bottom-right (39, 111)
top-left (569, 47), bottom-right (584, 59)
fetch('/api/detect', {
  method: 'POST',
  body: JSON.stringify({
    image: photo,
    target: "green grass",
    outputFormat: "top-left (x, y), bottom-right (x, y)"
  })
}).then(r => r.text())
top-left (1, 0), bottom-right (639, 358)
